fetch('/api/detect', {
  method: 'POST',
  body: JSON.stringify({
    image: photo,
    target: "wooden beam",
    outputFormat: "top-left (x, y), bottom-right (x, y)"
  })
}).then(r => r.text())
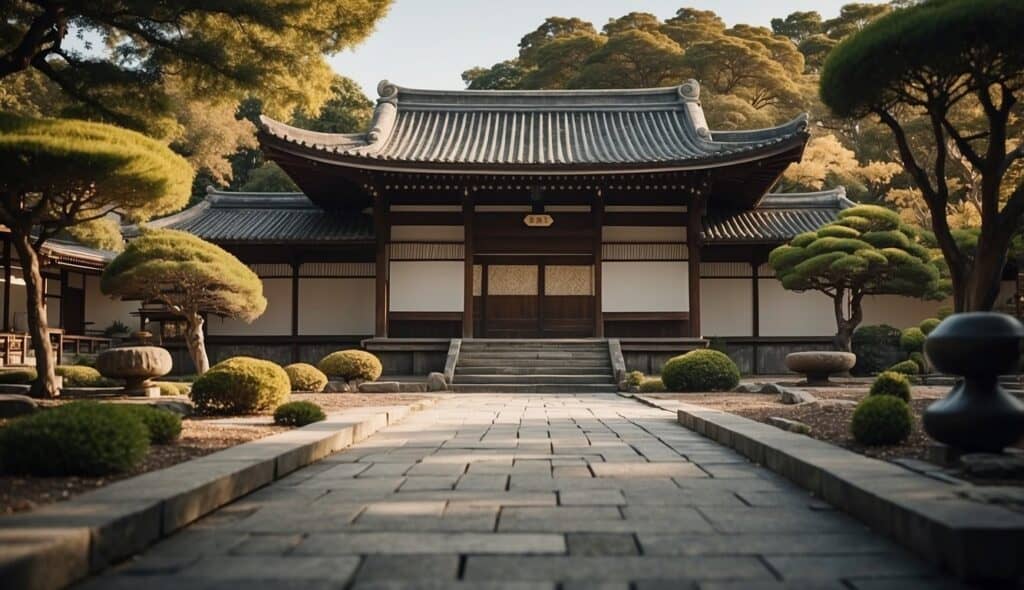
top-left (374, 195), bottom-right (389, 337)
top-left (687, 188), bottom-right (708, 338)
top-left (593, 196), bottom-right (604, 338)
top-left (3, 237), bottom-right (11, 332)
top-left (462, 193), bottom-right (475, 338)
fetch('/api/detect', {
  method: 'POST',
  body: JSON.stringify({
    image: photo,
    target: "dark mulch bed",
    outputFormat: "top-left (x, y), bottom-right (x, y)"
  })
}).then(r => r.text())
top-left (0, 393), bottom-right (434, 515)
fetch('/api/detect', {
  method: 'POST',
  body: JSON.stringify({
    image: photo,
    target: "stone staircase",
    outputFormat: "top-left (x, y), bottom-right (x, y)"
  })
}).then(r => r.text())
top-left (451, 339), bottom-right (618, 393)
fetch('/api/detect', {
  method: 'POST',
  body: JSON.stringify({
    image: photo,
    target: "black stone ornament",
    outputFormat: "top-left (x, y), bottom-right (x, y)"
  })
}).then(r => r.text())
top-left (923, 312), bottom-right (1024, 453)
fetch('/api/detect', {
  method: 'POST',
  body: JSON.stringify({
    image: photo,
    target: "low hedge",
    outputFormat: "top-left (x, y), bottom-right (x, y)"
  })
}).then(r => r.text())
top-left (886, 360), bottom-right (920, 376)
top-left (154, 381), bottom-right (191, 397)
top-left (318, 350), bottom-right (382, 381)
top-left (0, 367), bottom-right (36, 384)
top-left (851, 324), bottom-right (903, 375)
top-left (116, 405), bottom-right (182, 444)
top-left (0, 402), bottom-right (149, 475)
top-left (638, 378), bottom-right (667, 393)
top-left (661, 349), bottom-right (740, 392)
top-left (284, 363), bottom-right (328, 392)
top-left (190, 357), bottom-right (291, 415)
top-left (919, 317), bottom-right (941, 335)
top-left (851, 395), bottom-right (913, 446)
top-left (625, 371), bottom-right (645, 388)
top-left (899, 327), bottom-right (926, 353)
top-left (56, 365), bottom-right (117, 387)
top-left (869, 371), bottom-right (912, 401)
top-left (273, 401), bottom-right (326, 426)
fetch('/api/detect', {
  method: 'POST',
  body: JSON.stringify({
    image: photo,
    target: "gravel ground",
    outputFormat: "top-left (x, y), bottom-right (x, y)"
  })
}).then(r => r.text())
top-left (652, 385), bottom-right (951, 461)
top-left (0, 393), bottom-right (434, 514)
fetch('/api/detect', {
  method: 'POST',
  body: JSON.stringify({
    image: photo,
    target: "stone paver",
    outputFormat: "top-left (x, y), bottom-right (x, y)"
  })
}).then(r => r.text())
top-left (81, 394), bottom-right (965, 589)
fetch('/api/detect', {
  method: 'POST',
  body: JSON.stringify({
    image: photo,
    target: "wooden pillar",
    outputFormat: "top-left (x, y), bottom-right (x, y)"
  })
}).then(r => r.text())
top-left (374, 195), bottom-right (389, 338)
top-left (751, 255), bottom-right (761, 374)
top-left (593, 194), bottom-right (604, 338)
top-left (3, 236), bottom-right (11, 332)
top-left (462, 192), bottom-right (475, 338)
top-left (687, 189), bottom-right (708, 338)
top-left (290, 261), bottom-right (300, 362)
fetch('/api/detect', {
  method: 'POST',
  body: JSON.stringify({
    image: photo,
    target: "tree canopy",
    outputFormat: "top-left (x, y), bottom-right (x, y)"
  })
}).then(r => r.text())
top-left (101, 228), bottom-right (266, 373)
top-left (770, 205), bottom-right (946, 350)
top-left (819, 0), bottom-right (1024, 311)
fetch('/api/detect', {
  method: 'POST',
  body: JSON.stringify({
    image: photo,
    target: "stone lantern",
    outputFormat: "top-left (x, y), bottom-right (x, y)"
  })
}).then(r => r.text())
top-left (96, 346), bottom-right (173, 397)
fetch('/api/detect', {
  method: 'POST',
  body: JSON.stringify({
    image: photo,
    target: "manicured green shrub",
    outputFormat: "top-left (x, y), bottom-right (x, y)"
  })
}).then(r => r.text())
top-left (190, 356), bottom-right (290, 415)
top-left (0, 367), bottom-right (36, 384)
top-left (154, 381), bottom-right (190, 396)
top-left (56, 365), bottom-right (117, 387)
top-left (919, 318), bottom-right (941, 335)
top-left (0, 402), bottom-right (149, 475)
top-left (886, 360), bottom-right (920, 376)
top-left (116, 405), bottom-right (182, 444)
top-left (317, 350), bottom-right (382, 381)
top-left (72, 355), bottom-right (97, 367)
top-left (660, 349), bottom-right (740, 392)
top-left (869, 371), bottom-right (912, 402)
top-left (284, 363), bottom-right (328, 392)
top-left (909, 352), bottom-right (927, 373)
top-left (899, 327), bottom-right (926, 353)
top-left (625, 370), bottom-right (645, 388)
top-left (273, 401), bottom-right (326, 426)
top-left (638, 378), bottom-right (666, 393)
top-left (851, 395), bottom-right (913, 446)
top-left (937, 306), bottom-right (953, 320)
top-left (851, 324), bottom-right (903, 375)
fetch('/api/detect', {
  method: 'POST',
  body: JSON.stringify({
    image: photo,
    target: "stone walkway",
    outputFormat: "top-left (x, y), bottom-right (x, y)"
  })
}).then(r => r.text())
top-left (81, 394), bottom-right (963, 589)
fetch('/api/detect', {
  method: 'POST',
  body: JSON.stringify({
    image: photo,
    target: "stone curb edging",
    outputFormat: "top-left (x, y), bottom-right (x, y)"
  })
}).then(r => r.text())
top-left (633, 394), bottom-right (1024, 583)
top-left (0, 398), bottom-right (439, 590)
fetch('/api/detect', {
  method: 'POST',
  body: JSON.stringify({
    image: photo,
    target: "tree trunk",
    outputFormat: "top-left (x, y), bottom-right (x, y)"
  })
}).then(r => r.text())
top-left (11, 233), bottom-right (58, 398)
top-left (962, 235), bottom-right (1011, 311)
top-left (832, 289), bottom-right (864, 353)
top-left (184, 313), bottom-right (210, 375)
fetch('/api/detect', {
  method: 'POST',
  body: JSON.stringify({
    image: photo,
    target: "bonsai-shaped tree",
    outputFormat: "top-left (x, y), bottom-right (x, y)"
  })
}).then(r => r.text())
top-left (820, 0), bottom-right (1024, 311)
top-left (0, 114), bottom-right (191, 397)
top-left (769, 205), bottom-right (946, 352)
top-left (101, 229), bottom-right (266, 374)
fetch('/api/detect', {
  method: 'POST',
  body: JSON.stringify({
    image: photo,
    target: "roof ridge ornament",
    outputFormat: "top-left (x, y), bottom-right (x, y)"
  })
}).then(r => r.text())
top-left (678, 79), bottom-right (711, 140)
top-left (377, 80), bottom-right (399, 104)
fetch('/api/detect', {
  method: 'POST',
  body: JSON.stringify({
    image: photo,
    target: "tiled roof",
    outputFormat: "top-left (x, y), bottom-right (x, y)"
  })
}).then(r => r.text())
top-left (40, 239), bottom-right (116, 268)
top-left (141, 189), bottom-right (373, 243)
top-left (258, 80), bottom-right (808, 172)
top-left (702, 188), bottom-right (855, 244)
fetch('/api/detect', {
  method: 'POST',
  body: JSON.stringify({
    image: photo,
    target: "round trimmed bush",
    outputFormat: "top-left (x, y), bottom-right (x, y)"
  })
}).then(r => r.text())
top-left (273, 400), bottom-right (326, 426)
top-left (937, 306), bottom-right (953, 320)
top-left (56, 365), bottom-right (117, 387)
top-left (0, 402), bottom-right (149, 475)
top-left (851, 395), bottom-right (913, 446)
top-left (318, 350), bottom-right (382, 382)
top-left (190, 357), bottom-right (290, 415)
top-left (284, 363), bottom-right (328, 392)
top-left (919, 318), bottom-right (940, 335)
top-left (625, 371), bottom-right (645, 388)
top-left (0, 367), bottom-right (36, 384)
top-left (886, 360), bottom-right (920, 376)
top-left (661, 350), bottom-right (740, 392)
top-left (154, 381), bottom-right (190, 397)
top-left (851, 324), bottom-right (903, 375)
top-left (899, 327), bottom-right (926, 353)
top-left (869, 371), bottom-right (912, 402)
top-left (117, 405), bottom-right (182, 444)
top-left (909, 352), bottom-right (927, 372)
top-left (638, 378), bottom-right (666, 393)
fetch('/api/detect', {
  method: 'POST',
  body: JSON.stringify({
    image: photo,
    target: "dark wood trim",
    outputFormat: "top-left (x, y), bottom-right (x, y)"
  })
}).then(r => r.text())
top-left (473, 254), bottom-right (592, 265)
top-left (290, 262), bottom-right (300, 362)
top-left (603, 212), bottom-right (686, 226)
top-left (389, 311), bottom-right (463, 321)
top-left (604, 312), bottom-right (689, 321)
top-left (537, 261), bottom-right (546, 336)
top-left (374, 195), bottom-right (389, 337)
top-left (687, 188), bottom-right (708, 337)
top-left (388, 212), bottom-right (464, 225)
top-left (462, 194), bottom-right (475, 338)
top-left (3, 237), bottom-right (10, 332)
top-left (205, 335), bottom-right (368, 345)
top-left (593, 195), bottom-right (604, 338)
top-left (751, 258), bottom-right (760, 374)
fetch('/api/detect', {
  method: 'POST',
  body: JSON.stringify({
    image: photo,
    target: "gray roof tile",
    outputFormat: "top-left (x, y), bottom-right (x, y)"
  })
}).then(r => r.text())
top-left (703, 188), bottom-right (855, 244)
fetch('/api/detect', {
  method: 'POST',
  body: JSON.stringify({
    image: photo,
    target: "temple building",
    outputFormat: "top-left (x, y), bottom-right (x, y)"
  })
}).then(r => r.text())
top-left (0, 80), bottom-right (962, 377)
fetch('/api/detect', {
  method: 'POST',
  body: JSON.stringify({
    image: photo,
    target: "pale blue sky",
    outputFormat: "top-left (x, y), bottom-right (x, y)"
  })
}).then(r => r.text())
top-left (329, 0), bottom-right (853, 95)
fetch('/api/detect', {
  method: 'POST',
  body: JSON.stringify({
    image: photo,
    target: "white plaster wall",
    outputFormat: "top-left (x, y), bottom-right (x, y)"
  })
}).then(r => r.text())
top-left (390, 225), bottom-right (464, 242)
top-left (298, 278), bottom-right (374, 335)
top-left (602, 226), bottom-right (686, 242)
top-left (602, 262), bottom-right (688, 312)
top-left (758, 280), bottom-right (836, 337)
top-left (390, 261), bottom-right (464, 312)
top-left (860, 295), bottom-right (951, 328)
top-left (701, 279), bottom-right (753, 337)
top-left (207, 278), bottom-right (291, 336)
top-left (83, 275), bottom-right (136, 333)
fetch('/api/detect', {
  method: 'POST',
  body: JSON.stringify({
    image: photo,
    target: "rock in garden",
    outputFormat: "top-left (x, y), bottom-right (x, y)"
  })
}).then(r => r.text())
top-left (778, 388), bottom-right (817, 405)
top-left (359, 381), bottom-right (400, 393)
top-left (324, 380), bottom-right (351, 393)
top-left (959, 452), bottom-right (1024, 479)
top-left (427, 372), bottom-right (447, 391)
top-left (0, 394), bottom-right (37, 418)
top-left (767, 416), bottom-right (812, 435)
top-left (758, 383), bottom-right (787, 395)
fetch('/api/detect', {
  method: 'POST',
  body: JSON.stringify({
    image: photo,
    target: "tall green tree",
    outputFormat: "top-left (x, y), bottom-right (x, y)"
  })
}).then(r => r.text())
top-left (102, 229), bottom-right (266, 375)
top-left (0, 0), bottom-right (390, 130)
top-left (0, 114), bottom-right (192, 396)
top-left (769, 205), bottom-right (945, 351)
top-left (820, 0), bottom-right (1024, 311)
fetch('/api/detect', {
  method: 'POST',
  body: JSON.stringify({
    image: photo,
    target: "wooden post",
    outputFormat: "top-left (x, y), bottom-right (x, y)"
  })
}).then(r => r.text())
top-left (751, 254), bottom-right (761, 374)
top-left (593, 193), bottom-right (604, 338)
top-left (291, 261), bottom-right (300, 362)
top-left (374, 195), bottom-right (389, 338)
top-left (3, 236), bottom-right (11, 332)
top-left (687, 187), bottom-right (708, 338)
top-left (462, 192), bottom-right (474, 338)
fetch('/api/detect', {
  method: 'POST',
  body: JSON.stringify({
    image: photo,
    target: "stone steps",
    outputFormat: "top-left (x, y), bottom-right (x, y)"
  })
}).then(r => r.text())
top-left (453, 339), bottom-right (616, 393)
